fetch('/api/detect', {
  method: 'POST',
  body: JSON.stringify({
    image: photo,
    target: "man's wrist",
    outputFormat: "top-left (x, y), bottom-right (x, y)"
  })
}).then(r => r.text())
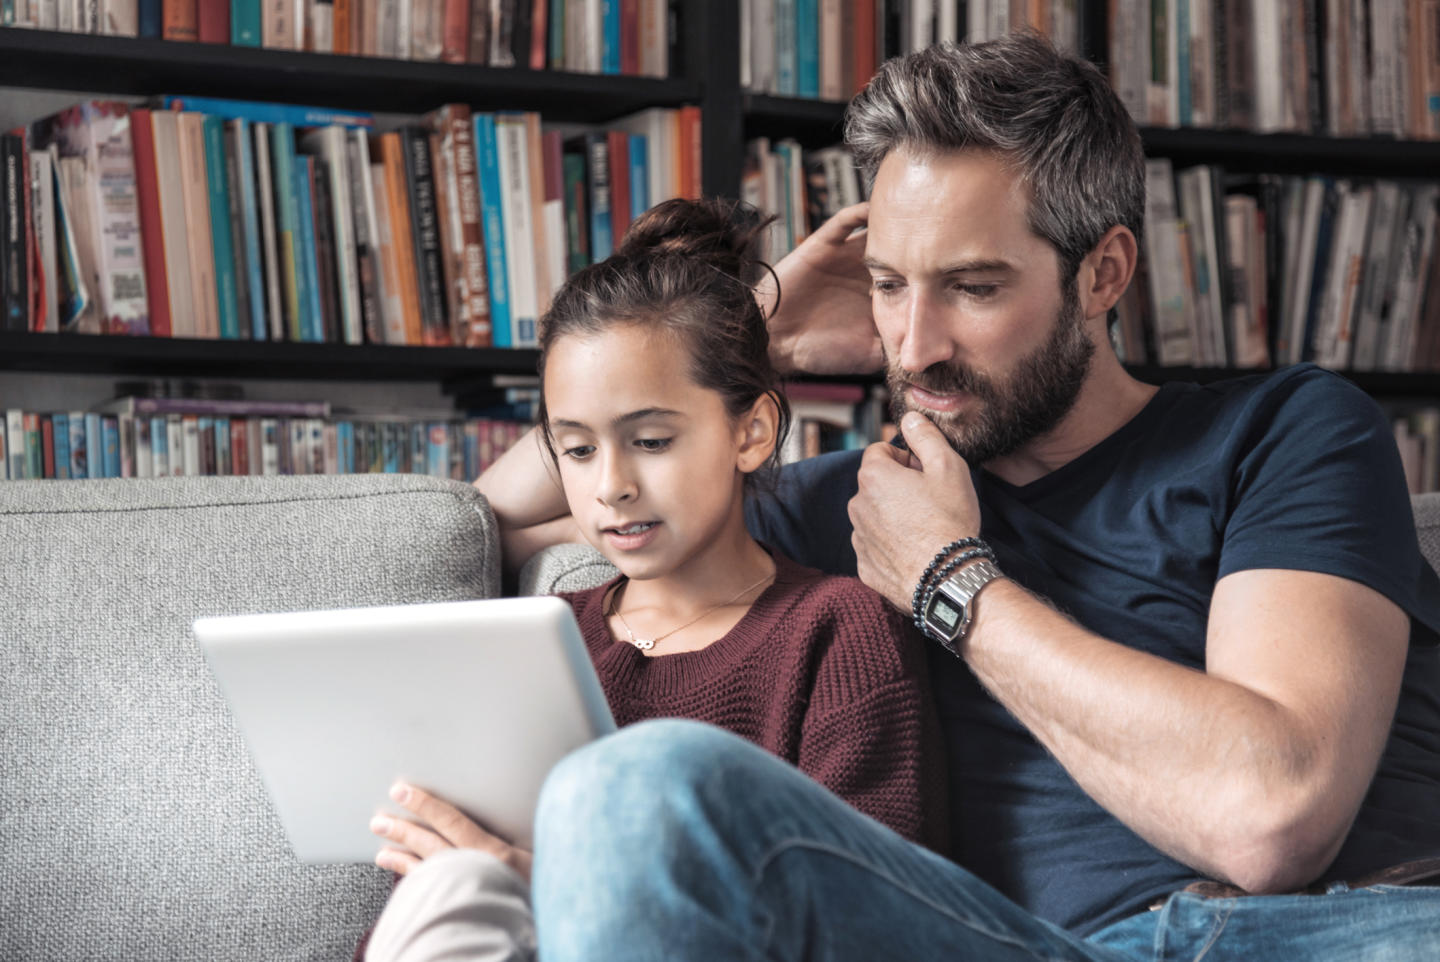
top-left (913, 538), bottom-right (1004, 654)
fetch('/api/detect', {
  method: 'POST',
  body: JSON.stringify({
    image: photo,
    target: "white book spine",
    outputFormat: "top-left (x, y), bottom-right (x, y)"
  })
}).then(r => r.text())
top-left (99, 0), bottom-right (136, 34)
top-left (260, 418), bottom-right (281, 475)
top-left (495, 116), bottom-right (539, 347)
top-left (5, 411), bottom-right (23, 480)
top-left (640, 0), bottom-right (668, 78)
top-left (396, 0), bottom-right (413, 58)
top-left (182, 417), bottom-right (201, 477)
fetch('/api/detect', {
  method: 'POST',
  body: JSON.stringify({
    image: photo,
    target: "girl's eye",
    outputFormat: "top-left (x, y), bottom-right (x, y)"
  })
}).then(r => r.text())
top-left (562, 445), bottom-right (595, 460)
top-left (635, 438), bottom-right (671, 452)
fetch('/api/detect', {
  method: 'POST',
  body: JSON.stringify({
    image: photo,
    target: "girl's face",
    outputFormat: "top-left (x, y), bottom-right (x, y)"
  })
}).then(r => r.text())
top-left (545, 323), bottom-right (772, 582)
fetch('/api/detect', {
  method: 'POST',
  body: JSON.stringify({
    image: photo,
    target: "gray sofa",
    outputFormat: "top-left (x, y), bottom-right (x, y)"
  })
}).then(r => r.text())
top-left (1, 474), bottom-right (1436, 961)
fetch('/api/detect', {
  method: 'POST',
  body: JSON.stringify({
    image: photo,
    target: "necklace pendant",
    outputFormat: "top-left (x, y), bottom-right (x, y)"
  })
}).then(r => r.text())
top-left (630, 635), bottom-right (656, 651)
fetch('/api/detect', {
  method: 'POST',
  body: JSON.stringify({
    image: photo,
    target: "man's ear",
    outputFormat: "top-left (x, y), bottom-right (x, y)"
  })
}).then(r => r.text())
top-left (1079, 224), bottom-right (1138, 324)
top-left (736, 393), bottom-right (781, 474)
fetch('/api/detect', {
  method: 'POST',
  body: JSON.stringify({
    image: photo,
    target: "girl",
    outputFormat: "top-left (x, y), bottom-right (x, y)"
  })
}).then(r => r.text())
top-left (362, 197), bottom-right (946, 962)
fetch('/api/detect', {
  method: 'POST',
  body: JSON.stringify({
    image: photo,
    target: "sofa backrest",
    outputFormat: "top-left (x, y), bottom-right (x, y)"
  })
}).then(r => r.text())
top-left (0, 475), bottom-right (499, 962)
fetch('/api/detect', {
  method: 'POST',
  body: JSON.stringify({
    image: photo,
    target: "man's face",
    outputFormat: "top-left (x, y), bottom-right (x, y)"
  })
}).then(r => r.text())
top-left (865, 149), bottom-right (1094, 466)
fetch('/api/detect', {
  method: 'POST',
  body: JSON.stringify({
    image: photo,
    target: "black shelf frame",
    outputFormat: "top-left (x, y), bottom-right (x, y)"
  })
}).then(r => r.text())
top-left (0, 28), bottom-right (701, 121)
top-left (0, 332), bottom-right (540, 385)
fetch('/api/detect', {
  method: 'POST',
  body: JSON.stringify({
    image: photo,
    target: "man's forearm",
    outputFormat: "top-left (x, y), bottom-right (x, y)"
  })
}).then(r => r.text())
top-left (958, 577), bottom-right (1384, 893)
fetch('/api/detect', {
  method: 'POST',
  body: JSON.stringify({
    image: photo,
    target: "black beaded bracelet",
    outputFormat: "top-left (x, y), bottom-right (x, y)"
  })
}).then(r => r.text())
top-left (916, 546), bottom-right (995, 631)
top-left (911, 537), bottom-right (986, 627)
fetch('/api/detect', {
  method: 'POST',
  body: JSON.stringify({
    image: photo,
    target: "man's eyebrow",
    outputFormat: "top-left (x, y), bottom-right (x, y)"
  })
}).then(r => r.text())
top-left (862, 256), bottom-right (1015, 274)
top-left (550, 408), bottom-right (685, 431)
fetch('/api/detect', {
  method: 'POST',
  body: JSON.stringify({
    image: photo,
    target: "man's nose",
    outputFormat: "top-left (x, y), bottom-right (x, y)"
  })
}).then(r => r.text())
top-left (897, 288), bottom-right (956, 373)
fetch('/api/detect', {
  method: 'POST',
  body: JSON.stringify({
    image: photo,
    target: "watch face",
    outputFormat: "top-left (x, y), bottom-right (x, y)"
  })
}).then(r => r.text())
top-left (931, 596), bottom-right (962, 631)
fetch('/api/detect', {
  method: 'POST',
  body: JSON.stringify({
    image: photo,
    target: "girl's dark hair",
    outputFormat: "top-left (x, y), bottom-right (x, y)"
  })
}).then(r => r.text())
top-left (536, 196), bottom-right (792, 479)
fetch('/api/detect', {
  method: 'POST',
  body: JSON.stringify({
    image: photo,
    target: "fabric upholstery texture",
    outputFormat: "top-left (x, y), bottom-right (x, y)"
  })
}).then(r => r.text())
top-left (0, 475), bottom-right (499, 962)
top-left (517, 542), bottom-right (617, 596)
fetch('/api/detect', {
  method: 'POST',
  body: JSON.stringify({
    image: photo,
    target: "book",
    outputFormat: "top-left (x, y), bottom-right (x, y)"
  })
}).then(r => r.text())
top-left (176, 111), bottom-right (220, 338)
top-left (1, 134), bottom-right (27, 332)
top-left (229, 118), bottom-right (268, 340)
top-left (368, 156), bottom-right (406, 344)
top-left (495, 113), bottom-right (540, 347)
top-left (161, 96), bottom-right (373, 130)
top-left (29, 147), bottom-right (58, 333)
top-left (472, 113), bottom-right (513, 348)
top-left (129, 108), bottom-right (172, 338)
top-left (68, 410), bottom-right (88, 478)
top-left (253, 123), bottom-right (286, 341)
top-left (301, 126), bottom-right (363, 344)
top-left (269, 121), bottom-right (305, 341)
top-left (378, 132), bottom-right (425, 345)
top-left (163, 0), bottom-right (197, 38)
top-left (307, 153), bottom-right (341, 343)
top-left (293, 155), bottom-right (325, 342)
top-left (202, 114), bottom-right (242, 339)
top-left (150, 110), bottom-right (196, 338)
top-left (580, 130), bottom-right (613, 262)
top-left (344, 128), bottom-right (383, 344)
top-left (400, 126), bottom-right (452, 346)
top-left (31, 102), bottom-right (151, 335)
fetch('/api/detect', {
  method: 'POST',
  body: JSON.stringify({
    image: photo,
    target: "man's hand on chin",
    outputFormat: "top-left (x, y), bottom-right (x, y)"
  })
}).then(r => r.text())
top-left (849, 411), bottom-right (984, 611)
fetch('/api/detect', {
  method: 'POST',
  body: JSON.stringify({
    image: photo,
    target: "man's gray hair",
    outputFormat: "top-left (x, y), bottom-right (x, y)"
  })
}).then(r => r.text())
top-left (845, 32), bottom-right (1145, 283)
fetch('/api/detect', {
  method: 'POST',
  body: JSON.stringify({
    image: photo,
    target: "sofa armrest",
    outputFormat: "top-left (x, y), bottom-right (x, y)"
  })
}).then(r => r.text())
top-left (518, 543), bottom-right (617, 596)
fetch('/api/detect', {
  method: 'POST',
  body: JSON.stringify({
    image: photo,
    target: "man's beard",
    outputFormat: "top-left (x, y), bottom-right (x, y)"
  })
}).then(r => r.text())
top-left (886, 282), bottom-right (1094, 466)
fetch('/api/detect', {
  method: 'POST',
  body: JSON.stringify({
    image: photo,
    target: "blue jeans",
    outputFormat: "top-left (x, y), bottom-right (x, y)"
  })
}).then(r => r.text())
top-left (531, 719), bottom-right (1440, 962)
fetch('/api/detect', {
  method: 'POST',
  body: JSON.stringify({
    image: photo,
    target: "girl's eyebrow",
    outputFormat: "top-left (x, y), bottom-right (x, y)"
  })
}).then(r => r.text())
top-left (550, 408), bottom-right (686, 431)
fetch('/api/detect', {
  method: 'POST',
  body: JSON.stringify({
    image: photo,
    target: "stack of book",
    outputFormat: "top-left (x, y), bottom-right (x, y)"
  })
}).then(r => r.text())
top-left (1117, 158), bottom-right (1440, 374)
top-left (742, 139), bottom-right (866, 260)
top-left (0, 395), bottom-right (528, 480)
top-left (777, 380), bottom-right (888, 464)
top-left (0, 0), bottom-right (672, 76)
top-left (1108, 0), bottom-right (1440, 138)
top-left (740, 0), bottom-right (1080, 101)
top-left (0, 97), bottom-right (702, 348)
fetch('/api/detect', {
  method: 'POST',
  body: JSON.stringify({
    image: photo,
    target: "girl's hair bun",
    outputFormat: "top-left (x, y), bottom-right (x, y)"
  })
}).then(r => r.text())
top-left (615, 197), bottom-right (773, 283)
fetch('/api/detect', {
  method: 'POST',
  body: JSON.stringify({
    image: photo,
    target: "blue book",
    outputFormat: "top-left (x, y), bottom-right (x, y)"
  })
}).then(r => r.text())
top-left (84, 414), bottom-right (102, 478)
top-left (102, 416), bottom-right (120, 479)
top-left (138, 0), bottom-right (161, 36)
top-left (214, 417), bottom-right (230, 474)
top-left (775, 0), bottom-right (797, 95)
top-left (52, 414), bottom-right (70, 480)
top-left (232, 0), bottom-right (261, 45)
top-left (411, 423), bottom-right (427, 474)
top-left (472, 114), bottom-right (512, 348)
top-left (203, 115), bottom-right (241, 340)
top-left (427, 422), bottom-right (450, 479)
top-left (231, 118), bottom-right (267, 340)
top-left (152, 416), bottom-right (169, 477)
top-left (795, 0), bottom-right (819, 98)
top-left (548, 0), bottom-right (565, 67)
top-left (161, 97), bottom-right (373, 130)
top-left (337, 421), bottom-right (354, 474)
top-left (293, 158), bottom-right (325, 343)
top-left (1175, 0), bottom-right (1191, 126)
top-left (601, 0), bottom-right (621, 74)
top-left (382, 423), bottom-right (401, 473)
top-left (583, 132), bottom-right (614, 262)
top-left (270, 122), bottom-right (304, 342)
top-left (68, 414), bottom-right (87, 479)
top-left (628, 134), bottom-right (649, 219)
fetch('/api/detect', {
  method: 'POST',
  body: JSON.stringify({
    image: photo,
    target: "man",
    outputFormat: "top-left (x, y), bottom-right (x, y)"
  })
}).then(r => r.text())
top-left (526, 33), bottom-right (1440, 960)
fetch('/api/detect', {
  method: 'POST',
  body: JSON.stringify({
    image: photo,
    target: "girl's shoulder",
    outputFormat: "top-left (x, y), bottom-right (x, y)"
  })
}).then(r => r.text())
top-left (771, 550), bottom-right (901, 620)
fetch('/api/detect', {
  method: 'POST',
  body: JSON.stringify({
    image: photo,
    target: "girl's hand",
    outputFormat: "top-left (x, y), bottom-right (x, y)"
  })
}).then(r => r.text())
top-left (369, 781), bottom-right (534, 883)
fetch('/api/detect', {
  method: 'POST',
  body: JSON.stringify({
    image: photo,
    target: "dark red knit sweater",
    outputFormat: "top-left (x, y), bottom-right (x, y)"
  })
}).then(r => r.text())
top-left (561, 550), bottom-right (950, 855)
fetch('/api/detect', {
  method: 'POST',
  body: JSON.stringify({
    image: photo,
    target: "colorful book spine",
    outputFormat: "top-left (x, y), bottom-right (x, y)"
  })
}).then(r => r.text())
top-left (253, 123), bottom-right (285, 341)
top-left (1, 134), bottom-right (26, 332)
top-left (795, 0), bottom-right (818, 98)
top-left (202, 114), bottom-right (241, 339)
top-left (472, 113), bottom-right (512, 348)
top-left (139, 0), bottom-right (162, 35)
top-left (52, 414), bottom-right (71, 480)
top-left (231, 0), bottom-right (259, 43)
top-left (628, 133), bottom-right (649, 219)
top-left (151, 415), bottom-right (169, 477)
top-left (84, 413), bottom-right (102, 478)
top-left (231, 118), bottom-right (267, 340)
top-left (129, 109), bottom-right (173, 337)
top-left (5, 411), bottom-right (24, 479)
top-left (68, 411), bottom-right (87, 478)
top-left (562, 150), bottom-right (589, 273)
top-left (269, 122), bottom-right (304, 342)
top-left (601, 0), bottom-right (621, 73)
top-left (293, 156), bottom-right (324, 343)
top-left (584, 132), bottom-right (614, 261)
top-left (162, 96), bottom-right (373, 129)
top-left (102, 416), bottom-right (120, 478)
top-left (400, 127), bottom-right (451, 346)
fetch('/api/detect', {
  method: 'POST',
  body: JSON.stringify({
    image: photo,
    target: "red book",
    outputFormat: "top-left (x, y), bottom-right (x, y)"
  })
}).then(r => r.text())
top-left (619, 0), bottom-right (638, 75)
top-left (231, 418), bottom-right (249, 475)
top-left (853, 0), bottom-right (876, 95)
top-left (196, 0), bottom-right (229, 42)
top-left (442, 0), bottom-right (470, 63)
top-left (678, 105), bottom-right (702, 199)
top-left (529, 0), bottom-right (547, 69)
top-left (129, 109), bottom-right (172, 338)
top-left (606, 129), bottom-right (631, 242)
top-left (41, 417), bottom-right (55, 479)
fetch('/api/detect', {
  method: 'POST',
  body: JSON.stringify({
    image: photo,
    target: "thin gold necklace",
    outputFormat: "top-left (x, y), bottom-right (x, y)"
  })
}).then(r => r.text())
top-left (607, 572), bottom-right (775, 651)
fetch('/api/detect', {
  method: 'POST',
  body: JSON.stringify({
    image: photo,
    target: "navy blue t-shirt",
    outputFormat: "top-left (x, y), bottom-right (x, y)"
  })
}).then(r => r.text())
top-left (745, 364), bottom-right (1440, 936)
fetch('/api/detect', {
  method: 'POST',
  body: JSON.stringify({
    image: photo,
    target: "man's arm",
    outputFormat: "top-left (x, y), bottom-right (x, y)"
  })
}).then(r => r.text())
top-left (473, 427), bottom-right (583, 576)
top-left (850, 413), bottom-right (1410, 893)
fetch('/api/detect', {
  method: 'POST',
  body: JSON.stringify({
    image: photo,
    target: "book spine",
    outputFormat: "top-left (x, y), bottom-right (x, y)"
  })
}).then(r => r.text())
top-left (161, 97), bottom-right (373, 131)
top-left (29, 148), bottom-right (57, 333)
top-left (202, 114), bottom-right (241, 339)
top-left (441, 0), bottom-right (469, 61)
top-left (428, 109), bottom-right (469, 345)
top-left (253, 123), bottom-right (285, 340)
top-left (1, 135), bottom-right (25, 332)
top-left (523, 112), bottom-right (552, 317)
top-left (148, 113), bottom-right (192, 338)
top-left (379, 132), bottom-right (425, 345)
top-left (70, 103), bottom-right (151, 335)
top-left (139, 0), bottom-right (161, 33)
top-left (496, 114), bottom-right (539, 346)
top-left (467, 0), bottom-right (490, 62)
top-left (401, 126), bottom-right (452, 345)
top-left (600, 0), bottom-right (620, 73)
top-left (293, 156), bottom-right (324, 342)
top-left (618, 0), bottom-right (636, 74)
top-left (776, 0), bottom-right (797, 95)
top-left (472, 113), bottom-right (512, 348)
top-left (129, 109), bottom-right (172, 338)
top-left (562, 149), bottom-right (588, 273)
top-left (307, 153), bottom-right (341, 343)
top-left (796, 0), bottom-right (818, 98)
top-left (231, 0), bottom-right (259, 41)
top-left (549, 0), bottom-right (564, 68)
top-left (449, 108), bottom-right (491, 346)
top-left (530, 0), bottom-right (548, 69)
top-left (231, 119), bottom-right (267, 340)
top-left (270, 121), bottom-right (304, 341)
top-left (262, 0), bottom-right (297, 47)
top-left (584, 132), bottom-right (613, 261)
top-left (163, 0), bottom-right (197, 37)
top-left (197, 0), bottom-right (228, 40)
top-left (637, 0), bottom-right (665, 77)
top-left (368, 159), bottom-right (403, 344)
top-left (177, 112), bottom-right (219, 338)
top-left (345, 130), bottom-right (384, 344)
top-left (321, 127), bottom-right (363, 344)
top-left (542, 129), bottom-right (568, 306)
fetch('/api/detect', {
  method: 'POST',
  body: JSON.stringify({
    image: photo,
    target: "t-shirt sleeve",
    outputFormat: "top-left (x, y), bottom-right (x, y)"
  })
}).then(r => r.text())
top-left (1218, 368), bottom-right (1440, 643)
top-left (797, 597), bottom-right (950, 854)
top-left (744, 450), bottom-right (864, 576)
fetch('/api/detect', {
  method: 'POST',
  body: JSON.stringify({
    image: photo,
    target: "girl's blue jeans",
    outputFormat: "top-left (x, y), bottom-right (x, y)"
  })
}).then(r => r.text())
top-left (532, 719), bottom-right (1440, 962)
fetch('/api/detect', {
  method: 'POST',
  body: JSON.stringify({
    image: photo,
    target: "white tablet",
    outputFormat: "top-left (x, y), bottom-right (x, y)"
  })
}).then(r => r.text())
top-left (193, 597), bottom-right (615, 863)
